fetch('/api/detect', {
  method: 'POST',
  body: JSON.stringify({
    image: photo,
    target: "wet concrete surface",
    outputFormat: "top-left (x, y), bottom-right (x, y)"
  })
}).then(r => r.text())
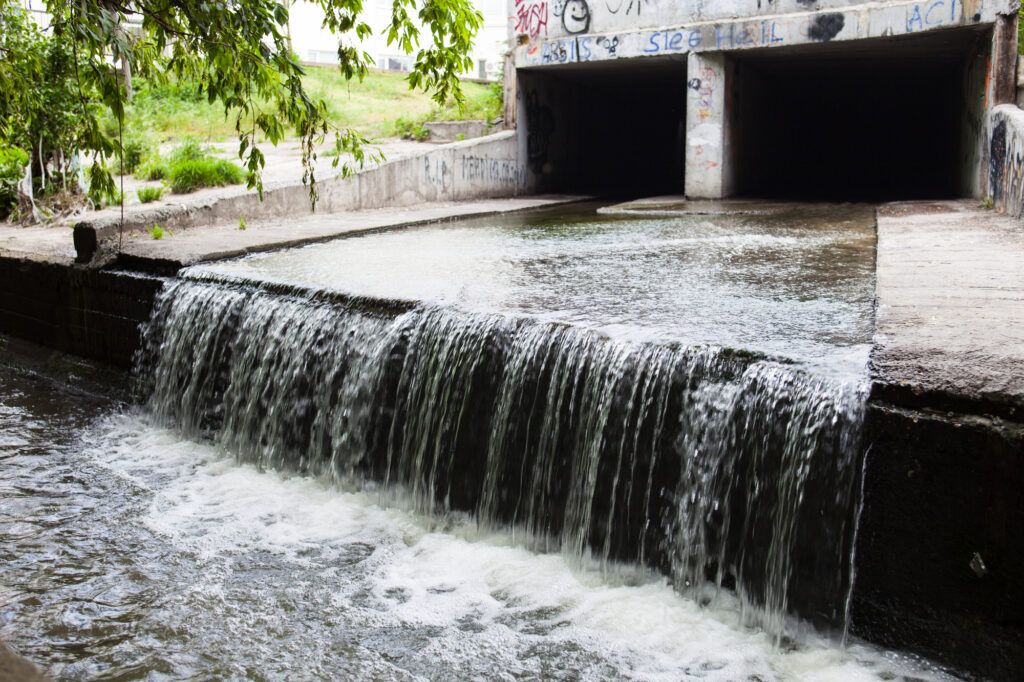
top-left (872, 200), bottom-right (1024, 414)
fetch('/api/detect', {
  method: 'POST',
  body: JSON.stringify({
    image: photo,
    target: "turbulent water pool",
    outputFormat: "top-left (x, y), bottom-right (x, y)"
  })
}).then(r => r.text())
top-left (0, 204), bottom-right (957, 680)
top-left (0, 367), bottom-right (950, 680)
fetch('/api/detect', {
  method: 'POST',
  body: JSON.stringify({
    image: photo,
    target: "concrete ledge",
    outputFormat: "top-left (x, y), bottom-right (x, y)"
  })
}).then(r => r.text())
top-left (424, 120), bottom-right (492, 142)
top-left (872, 200), bottom-right (1024, 416)
top-left (73, 131), bottom-right (524, 263)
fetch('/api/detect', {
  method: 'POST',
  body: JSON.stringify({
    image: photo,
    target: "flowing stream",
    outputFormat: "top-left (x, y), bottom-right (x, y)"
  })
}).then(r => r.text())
top-left (0, 204), bottom-right (959, 679)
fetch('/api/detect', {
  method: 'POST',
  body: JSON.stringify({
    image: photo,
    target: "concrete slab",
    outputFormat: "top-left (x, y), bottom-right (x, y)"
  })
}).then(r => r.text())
top-left (872, 200), bottom-right (1024, 415)
top-left (0, 224), bottom-right (76, 263)
top-left (117, 195), bottom-right (587, 269)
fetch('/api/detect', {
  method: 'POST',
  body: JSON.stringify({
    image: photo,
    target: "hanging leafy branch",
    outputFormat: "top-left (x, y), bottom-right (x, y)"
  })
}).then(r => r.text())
top-left (12, 0), bottom-right (482, 210)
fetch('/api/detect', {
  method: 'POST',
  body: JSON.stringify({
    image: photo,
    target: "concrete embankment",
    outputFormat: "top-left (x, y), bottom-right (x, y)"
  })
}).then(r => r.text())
top-left (852, 200), bottom-right (1024, 680)
top-left (72, 131), bottom-right (525, 264)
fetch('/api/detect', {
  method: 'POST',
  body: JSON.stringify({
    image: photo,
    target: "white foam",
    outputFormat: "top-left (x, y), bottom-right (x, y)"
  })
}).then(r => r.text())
top-left (86, 413), bottom-right (956, 681)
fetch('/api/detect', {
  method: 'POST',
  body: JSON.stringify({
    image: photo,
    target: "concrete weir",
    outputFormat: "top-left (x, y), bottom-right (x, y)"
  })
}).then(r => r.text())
top-left (3, 197), bottom-right (1023, 678)
top-left (2, 0), bottom-right (1024, 676)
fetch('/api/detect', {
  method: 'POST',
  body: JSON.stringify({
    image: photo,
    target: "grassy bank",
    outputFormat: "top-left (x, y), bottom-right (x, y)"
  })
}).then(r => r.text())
top-left (123, 67), bottom-right (500, 144)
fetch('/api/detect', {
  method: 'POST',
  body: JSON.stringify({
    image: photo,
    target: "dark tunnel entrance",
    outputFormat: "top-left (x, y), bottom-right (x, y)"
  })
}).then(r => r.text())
top-left (730, 28), bottom-right (991, 201)
top-left (518, 57), bottom-right (688, 197)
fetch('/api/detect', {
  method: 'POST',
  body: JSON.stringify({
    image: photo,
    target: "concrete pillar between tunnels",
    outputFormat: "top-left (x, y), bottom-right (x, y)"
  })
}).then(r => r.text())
top-left (685, 52), bottom-right (731, 199)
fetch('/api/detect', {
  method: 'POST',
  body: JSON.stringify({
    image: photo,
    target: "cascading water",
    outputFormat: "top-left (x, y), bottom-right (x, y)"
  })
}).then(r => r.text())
top-left (137, 270), bottom-right (867, 643)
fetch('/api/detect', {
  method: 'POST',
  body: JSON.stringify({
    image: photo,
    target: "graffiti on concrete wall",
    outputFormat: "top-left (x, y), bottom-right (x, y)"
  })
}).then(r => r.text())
top-left (687, 63), bottom-right (718, 121)
top-left (554, 0), bottom-right (592, 35)
top-left (514, 0), bottom-right (549, 38)
top-left (605, 0), bottom-right (649, 16)
top-left (513, 0), bottom-right (986, 67)
top-left (905, 0), bottom-right (961, 32)
top-left (461, 155), bottom-right (525, 186)
top-left (807, 13), bottom-right (845, 41)
top-left (424, 157), bottom-right (452, 192)
top-left (990, 114), bottom-right (1024, 219)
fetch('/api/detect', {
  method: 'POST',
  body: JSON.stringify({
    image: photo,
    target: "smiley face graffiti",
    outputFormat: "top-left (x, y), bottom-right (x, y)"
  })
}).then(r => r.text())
top-left (557, 0), bottom-right (591, 35)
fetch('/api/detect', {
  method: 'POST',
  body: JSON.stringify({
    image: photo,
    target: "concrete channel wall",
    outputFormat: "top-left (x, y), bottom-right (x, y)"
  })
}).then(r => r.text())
top-left (0, 257), bottom-right (162, 369)
top-left (74, 132), bottom-right (523, 262)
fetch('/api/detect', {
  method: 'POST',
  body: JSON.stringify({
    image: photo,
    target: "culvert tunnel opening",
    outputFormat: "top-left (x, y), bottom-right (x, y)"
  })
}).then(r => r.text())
top-left (730, 28), bottom-right (990, 202)
top-left (520, 57), bottom-right (688, 197)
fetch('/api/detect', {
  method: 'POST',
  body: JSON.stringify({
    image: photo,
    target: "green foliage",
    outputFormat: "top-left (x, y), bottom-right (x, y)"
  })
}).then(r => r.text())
top-left (136, 158), bottom-right (167, 181)
top-left (0, 145), bottom-right (29, 218)
top-left (136, 140), bottom-right (215, 183)
top-left (1, 0), bottom-right (482, 217)
top-left (0, 5), bottom-right (106, 201)
top-left (1019, 6), bottom-right (1024, 55)
top-left (238, 216), bottom-right (246, 231)
top-left (168, 157), bottom-right (245, 194)
top-left (168, 139), bottom-right (210, 164)
top-left (136, 185), bottom-right (165, 203)
top-left (32, 0), bottom-right (482, 210)
top-left (485, 80), bottom-right (505, 121)
top-left (118, 135), bottom-right (156, 175)
top-left (393, 117), bottom-right (431, 141)
top-left (149, 224), bottom-right (166, 240)
top-left (88, 176), bottom-right (123, 208)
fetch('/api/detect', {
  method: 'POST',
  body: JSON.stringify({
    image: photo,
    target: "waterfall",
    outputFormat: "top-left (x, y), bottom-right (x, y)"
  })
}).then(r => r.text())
top-left (136, 274), bottom-right (866, 640)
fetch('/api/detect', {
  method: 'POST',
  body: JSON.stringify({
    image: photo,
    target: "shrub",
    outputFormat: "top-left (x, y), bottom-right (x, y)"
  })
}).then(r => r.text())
top-left (393, 117), bottom-right (430, 141)
top-left (137, 185), bottom-right (165, 203)
top-left (118, 135), bottom-right (156, 175)
top-left (168, 139), bottom-right (211, 163)
top-left (167, 157), bottom-right (245, 193)
top-left (136, 158), bottom-right (168, 181)
top-left (0, 145), bottom-right (29, 219)
top-left (149, 224), bottom-right (166, 240)
top-left (238, 216), bottom-right (246, 230)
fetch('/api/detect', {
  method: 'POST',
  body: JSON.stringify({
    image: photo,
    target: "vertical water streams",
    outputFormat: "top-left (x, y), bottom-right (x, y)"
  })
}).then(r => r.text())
top-left (137, 274), bottom-right (866, 641)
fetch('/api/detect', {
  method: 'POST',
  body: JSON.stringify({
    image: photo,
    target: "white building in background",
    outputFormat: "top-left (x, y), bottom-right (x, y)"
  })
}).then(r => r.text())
top-left (290, 0), bottom-right (508, 80)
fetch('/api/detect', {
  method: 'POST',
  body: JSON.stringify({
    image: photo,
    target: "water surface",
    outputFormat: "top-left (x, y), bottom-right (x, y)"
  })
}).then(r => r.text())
top-left (196, 203), bottom-right (876, 377)
top-left (0, 366), bottom-right (954, 680)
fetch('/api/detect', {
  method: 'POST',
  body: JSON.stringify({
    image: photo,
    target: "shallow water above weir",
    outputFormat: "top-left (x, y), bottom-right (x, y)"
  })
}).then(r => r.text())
top-left (196, 202), bottom-right (877, 377)
top-left (0, 366), bottom-right (954, 680)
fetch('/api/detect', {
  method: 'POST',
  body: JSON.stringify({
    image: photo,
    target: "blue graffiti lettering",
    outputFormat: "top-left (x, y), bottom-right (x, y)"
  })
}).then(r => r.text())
top-left (578, 36), bottom-right (592, 60)
top-left (715, 25), bottom-right (733, 49)
top-left (907, 5), bottom-right (924, 32)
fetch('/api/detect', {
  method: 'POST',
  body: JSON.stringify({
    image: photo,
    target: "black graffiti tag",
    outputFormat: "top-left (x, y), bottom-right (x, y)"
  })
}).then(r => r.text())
top-left (554, 0), bottom-right (591, 35)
